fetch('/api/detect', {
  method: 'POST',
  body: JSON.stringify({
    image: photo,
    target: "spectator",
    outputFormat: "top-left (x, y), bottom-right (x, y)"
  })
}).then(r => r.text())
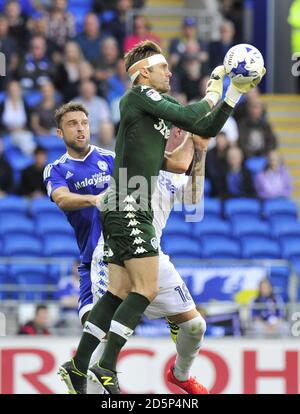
top-left (238, 100), bottom-right (277, 159)
top-left (168, 16), bottom-right (208, 70)
top-left (4, 0), bottom-right (30, 50)
top-left (107, 58), bottom-right (130, 129)
top-left (233, 87), bottom-right (264, 123)
top-left (31, 81), bottom-right (59, 136)
top-left (75, 80), bottom-right (114, 144)
top-left (206, 131), bottom-right (230, 197)
top-left (223, 145), bottom-right (256, 198)
top-left (93, 36), bottom-right (120, 98)
top-left (18, 304), bottom-right (51, 335)
top-left (208, 20), bottom-right (235, 69)
top-left (78, 60), bottom-right (96, 84)
top-left (0, 139), bottom-right (14, 196)
top-left (54, 41), bottom-right (85, 102)
top-left (0, 14), bottom-right (19, 81)
top-left (0, 80), bottom-right (35, 155)
top-left (55, 260), bottom-right (81, 331)
top-left (177, 55), bottom-right (208, 101)
top-left (124, 15), bottom-right (161, 52)
top-left (75, 12), bottom-right (106, 63)
top-left (19, 146), bottom-right (48, 198)
top-left (16, 35), bottom-right (55, 91)
top-left (251, 278), bottom-right (289, 337)
top-left (28, 14), bottom-right (62, 63)
top-left (101, 0), bottom-right (133, 53)
top-left (255, 150), bottom-right (293, 199)
top-left (46, 0), bottom-right (76, 48)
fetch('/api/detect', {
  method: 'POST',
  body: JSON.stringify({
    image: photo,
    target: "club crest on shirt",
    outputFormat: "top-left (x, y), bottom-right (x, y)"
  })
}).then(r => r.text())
top-left (150, 237), bottom-right (158, 250)
top-left (97, 161), bottom-right (108, 171)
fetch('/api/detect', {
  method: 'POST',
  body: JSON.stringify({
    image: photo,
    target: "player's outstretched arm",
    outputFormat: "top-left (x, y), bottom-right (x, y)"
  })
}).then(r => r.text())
top-left (162, 131), bottom-right (194, 173)
top-left (52, 187), bottom-right (104, 211)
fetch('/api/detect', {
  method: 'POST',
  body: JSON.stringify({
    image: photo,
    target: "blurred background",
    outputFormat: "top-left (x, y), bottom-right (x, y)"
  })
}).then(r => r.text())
top-left (0, 0), bottom-right (300, 394)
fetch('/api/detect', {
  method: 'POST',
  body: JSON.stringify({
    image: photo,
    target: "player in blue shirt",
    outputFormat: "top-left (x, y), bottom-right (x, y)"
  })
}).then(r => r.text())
top-left (43, 102), bottom-right (115, 323)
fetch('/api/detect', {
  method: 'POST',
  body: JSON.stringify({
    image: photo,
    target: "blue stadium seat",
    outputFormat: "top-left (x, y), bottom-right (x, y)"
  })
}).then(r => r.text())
top-left (263, 198), bottom-right (298, 221)
top-left (281, 237), bottom-right (300, 261)
top-left (0, 216), bottom-right (35, 237)
top-left (163, 214), bottom-right (191, 237)
top-left (201, 236), bottom-right (241, 258)
top-left (36, 216), bottom-right (74, 237)
top-left (0, 195), bottom-right (28, 215)
top-left (232, 218), bottom-right (270, 239)
top-left (44, 235), bottom-right (79, 258)
top-left (204, 178), bottom-right (212, 196)
top-left (161, 235), bottom-right (201, 259)
top-left (272, 221), bottom-right (300, 241)
top-left (245, 156), bottom-right (267, 175)
top-left (242, 237), bottom-right (281, 259)
top-left (35, 135), bottom-right (66, 152)
top-left (224, 198), bottom-right (261, 220)
top-left (202, 198), bottom-right (222, 219)
top-left (3, 235), bottom-right (43, 257)
top-left (192, 218), bottom-right (231, 239)
top-left (23, 90), bottom-right (42, 107)
top-left (270, 266), bottom-right (290, 302)
top-left (10, 265), bottom-right (49, 301)
top-left (47, 149), bottom-right (66, 163)
top-left (31, 197), bottom-right (63, 217)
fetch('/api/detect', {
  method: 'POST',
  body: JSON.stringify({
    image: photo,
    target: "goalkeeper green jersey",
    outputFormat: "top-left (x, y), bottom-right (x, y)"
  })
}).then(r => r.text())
top-left (106, 85), bottom-right (233, 210)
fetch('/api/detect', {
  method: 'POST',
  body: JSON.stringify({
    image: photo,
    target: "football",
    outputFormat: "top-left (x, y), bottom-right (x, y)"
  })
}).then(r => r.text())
top-left (223, 43), bottom-right (264, 84)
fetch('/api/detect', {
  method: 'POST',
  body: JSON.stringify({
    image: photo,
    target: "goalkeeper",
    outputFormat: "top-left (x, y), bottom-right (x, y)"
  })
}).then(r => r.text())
top-left (68, 40), bottom-right (266, 394)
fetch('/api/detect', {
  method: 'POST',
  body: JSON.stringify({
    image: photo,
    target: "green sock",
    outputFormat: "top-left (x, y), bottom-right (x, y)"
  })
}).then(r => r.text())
top-left (73, 291), bottom-right (122, 373)
top-left (99, 292), bottom-right (150, 371)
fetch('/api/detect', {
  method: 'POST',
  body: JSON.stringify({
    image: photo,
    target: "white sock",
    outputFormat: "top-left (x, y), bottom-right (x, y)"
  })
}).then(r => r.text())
top-left (87, 340), bottom-right (107, 394)
top-left (174, 315), bottom-right (206, 382)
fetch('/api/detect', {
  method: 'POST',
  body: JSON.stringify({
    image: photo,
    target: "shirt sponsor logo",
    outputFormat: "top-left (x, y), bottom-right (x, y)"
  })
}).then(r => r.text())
top-left (154, 118), bottom-right (170, 139)
top-left (74, 172), bottom-right (110, 190)
top-left (146, 89), bottom-right (162, 101)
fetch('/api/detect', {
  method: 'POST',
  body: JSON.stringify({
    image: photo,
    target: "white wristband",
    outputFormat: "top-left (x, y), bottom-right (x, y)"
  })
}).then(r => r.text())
top-left (204, 92), bottom-right (220, 107)
top-left (224, 84), bottom-right (243, 108)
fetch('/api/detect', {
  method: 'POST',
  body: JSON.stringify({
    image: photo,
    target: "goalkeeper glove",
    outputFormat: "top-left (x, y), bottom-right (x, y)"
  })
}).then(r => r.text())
top-left (225, 67), bottom-right (267, 107)
top-left (205, 65), bottom-right (226, 106)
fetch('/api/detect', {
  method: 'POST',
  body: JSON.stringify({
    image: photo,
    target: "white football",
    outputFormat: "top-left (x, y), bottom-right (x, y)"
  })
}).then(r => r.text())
top-left (223, 43), bottom-right (264, 84)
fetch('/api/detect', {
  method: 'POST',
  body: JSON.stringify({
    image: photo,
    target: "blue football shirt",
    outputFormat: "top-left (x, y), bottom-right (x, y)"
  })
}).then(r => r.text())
top-left (43, 145), bottom-right (115, 264)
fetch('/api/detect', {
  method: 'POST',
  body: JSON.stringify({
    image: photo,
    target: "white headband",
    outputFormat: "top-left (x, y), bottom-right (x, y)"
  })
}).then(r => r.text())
top-left (128, 54), bottom-right (168, 82)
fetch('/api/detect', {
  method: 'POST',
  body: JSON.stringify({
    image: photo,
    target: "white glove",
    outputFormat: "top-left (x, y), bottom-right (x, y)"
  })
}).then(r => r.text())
top-left (225, 67), bottom-right (267, 107)
top-left (205, 65), bottom-right (226, 106)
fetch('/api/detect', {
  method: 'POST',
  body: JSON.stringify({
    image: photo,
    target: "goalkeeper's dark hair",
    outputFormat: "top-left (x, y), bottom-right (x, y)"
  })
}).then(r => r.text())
top-left (55, 102), bottom-right (89, 129)
top-left (124, 40), bottom-right (163, 73)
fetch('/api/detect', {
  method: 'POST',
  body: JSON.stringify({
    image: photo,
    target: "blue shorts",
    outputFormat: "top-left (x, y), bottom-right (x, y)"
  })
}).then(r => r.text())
top-left (78, 263), bottom-right (93, 322)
